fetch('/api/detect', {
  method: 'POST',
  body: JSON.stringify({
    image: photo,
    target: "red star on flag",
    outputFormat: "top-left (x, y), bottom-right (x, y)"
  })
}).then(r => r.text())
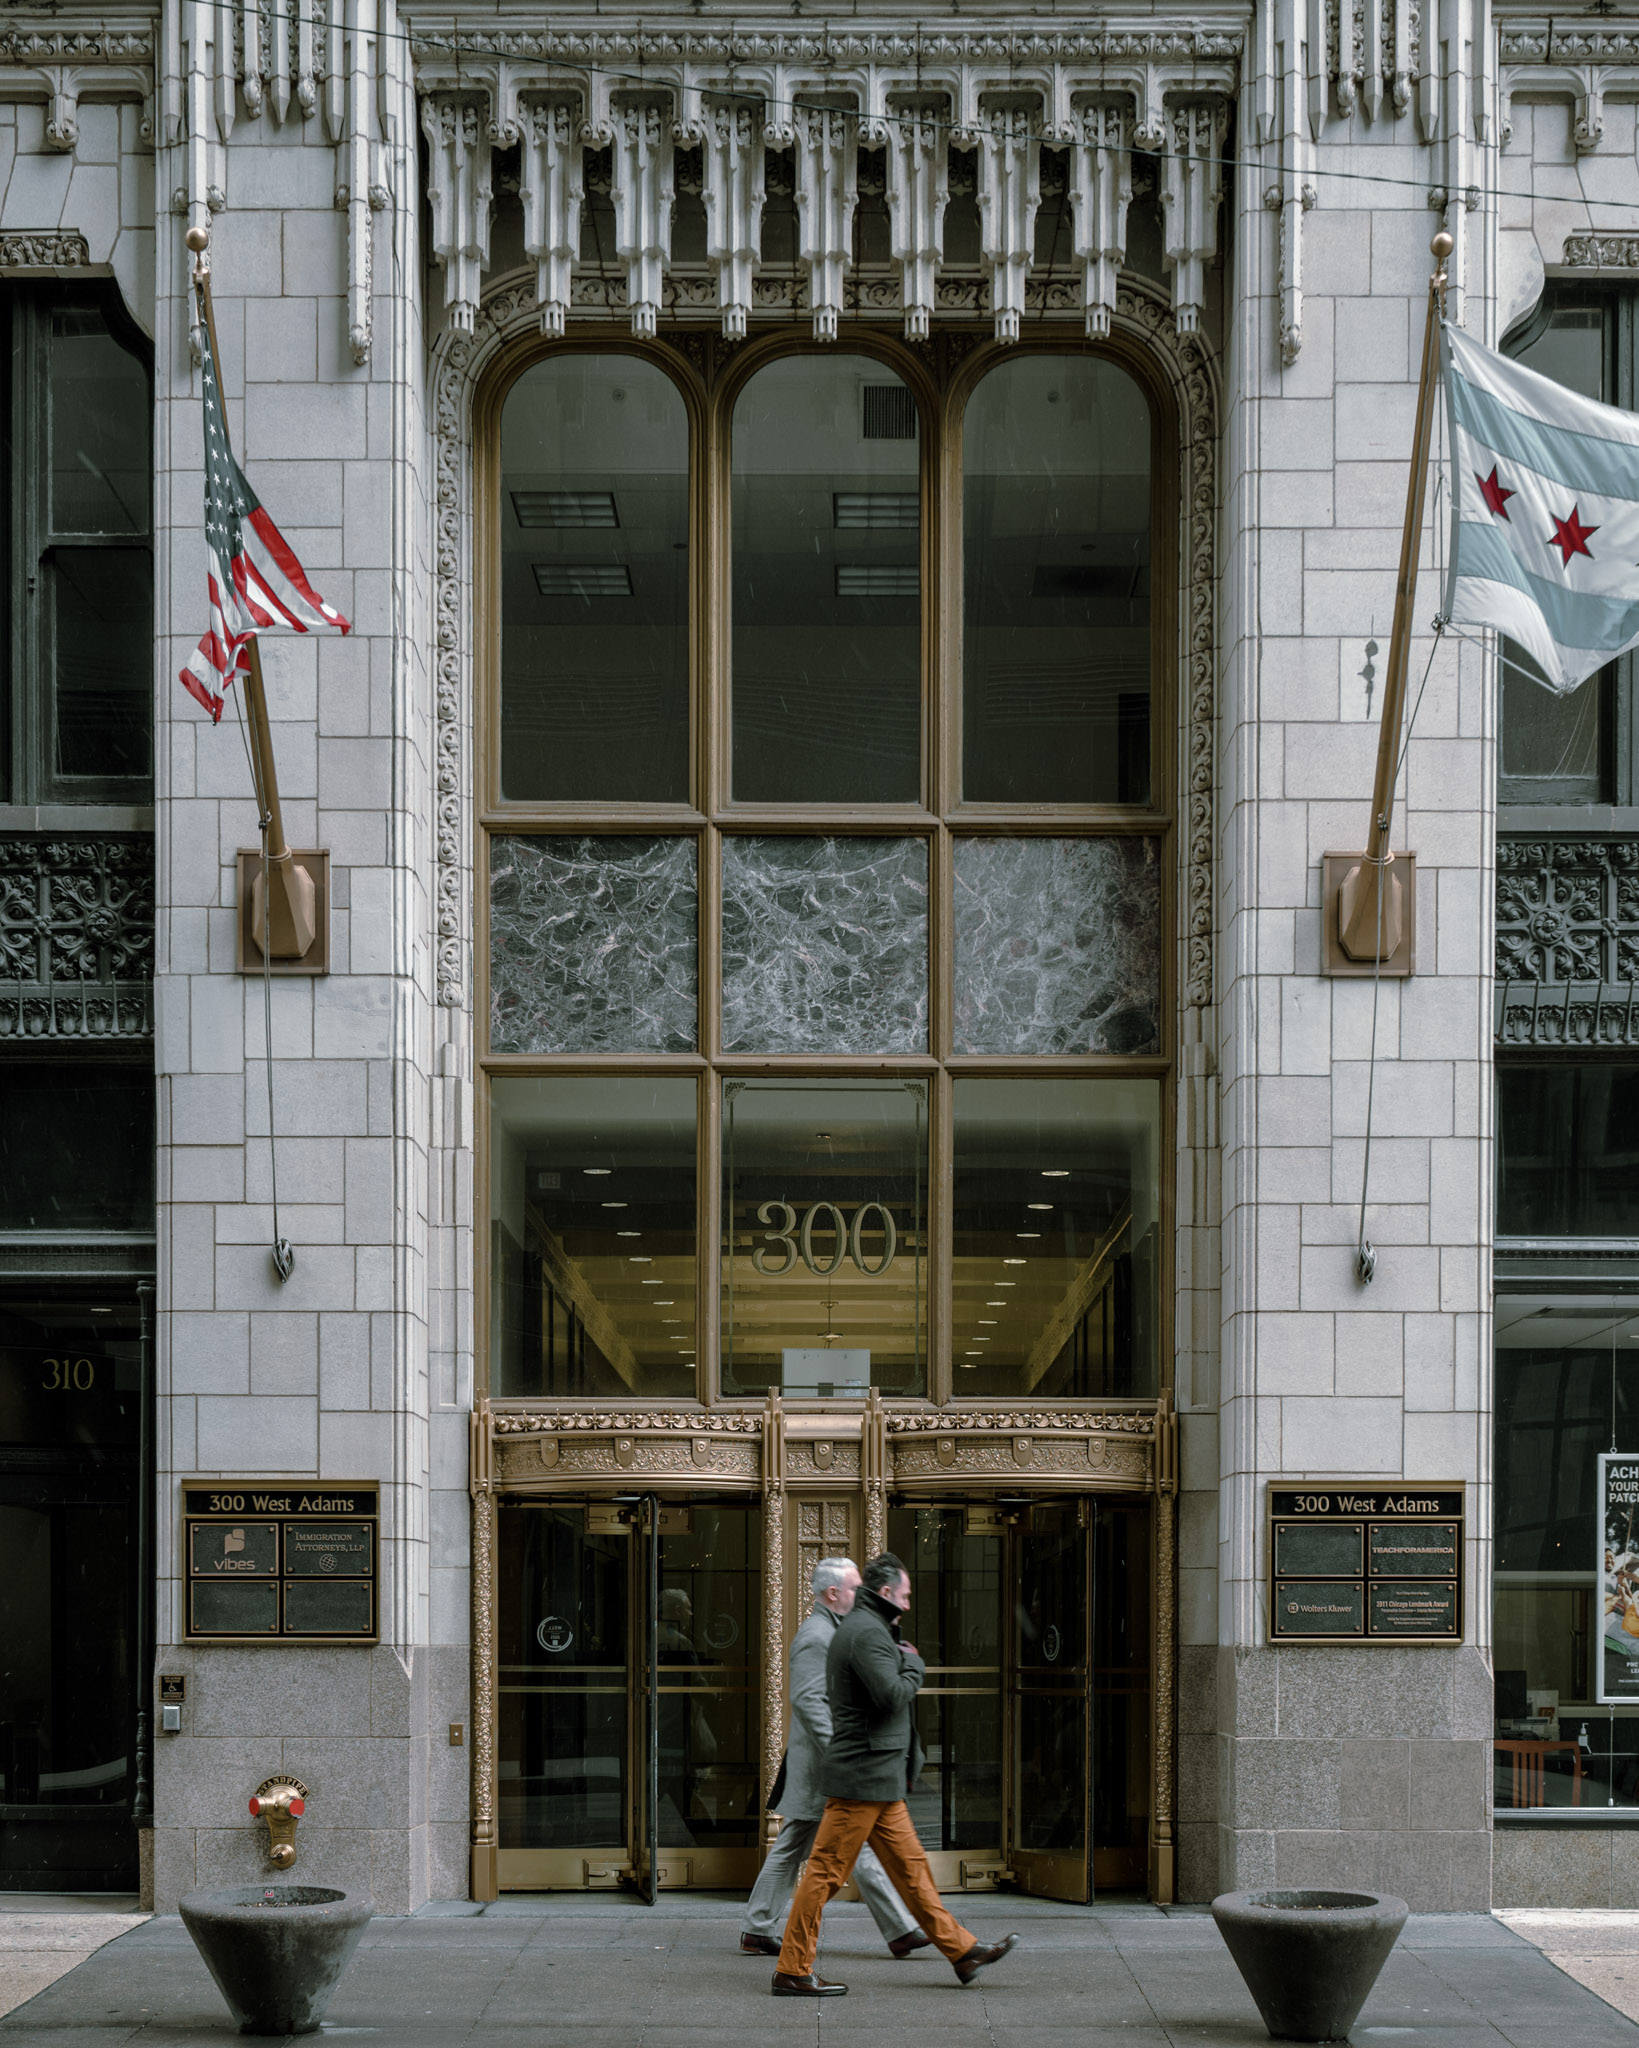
top-left (1477, 465), bottom-right (1514, 520)
top-left (1547, 504), bottom-right (1599, 566)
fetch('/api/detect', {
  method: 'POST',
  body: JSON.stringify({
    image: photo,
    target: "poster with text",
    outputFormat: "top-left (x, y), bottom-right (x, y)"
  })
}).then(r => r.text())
top-left (1600, 1454), bottom-right (1639, 1702)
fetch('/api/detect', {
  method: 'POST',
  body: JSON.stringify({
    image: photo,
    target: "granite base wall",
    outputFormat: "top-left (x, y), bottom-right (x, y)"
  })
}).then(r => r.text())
top-left (151, 1642), bottom-right (469, 1915)
top-left (1199, 1643), bottom-right (1494, 1910)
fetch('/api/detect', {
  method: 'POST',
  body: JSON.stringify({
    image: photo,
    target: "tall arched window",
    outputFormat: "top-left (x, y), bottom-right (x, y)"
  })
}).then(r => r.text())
top-left (483, 339), bottom-right (1170, 1407)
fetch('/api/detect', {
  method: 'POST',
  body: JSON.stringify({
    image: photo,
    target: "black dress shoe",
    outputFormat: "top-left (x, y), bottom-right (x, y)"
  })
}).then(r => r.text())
top-left (771, 1971), bottom-right (848, 1997)
top-left (739, 1933), bottom-right (782, 1956)
top-left (953, 1932), bottom-right (1020, 1985)
top-left (887, 1929), bottom-right (935, 1958)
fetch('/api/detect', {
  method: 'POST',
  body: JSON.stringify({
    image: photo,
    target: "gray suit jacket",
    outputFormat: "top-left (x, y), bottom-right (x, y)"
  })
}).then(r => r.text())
top-left (779, 1606), bottom-right (840, 1821)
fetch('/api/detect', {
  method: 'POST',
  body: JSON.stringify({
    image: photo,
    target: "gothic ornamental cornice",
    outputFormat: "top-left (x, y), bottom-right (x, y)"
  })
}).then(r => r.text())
top-left (0, 16), bottom-right (154, 151)
top-left (410, 18), bottom-right (1238, 341)
top-left (1500, 18), bottom-right (1639, 152)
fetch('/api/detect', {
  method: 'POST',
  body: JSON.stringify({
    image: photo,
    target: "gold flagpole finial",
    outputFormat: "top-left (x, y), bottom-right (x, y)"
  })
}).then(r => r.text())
top-left (185, 221), bottom-right (211, 286)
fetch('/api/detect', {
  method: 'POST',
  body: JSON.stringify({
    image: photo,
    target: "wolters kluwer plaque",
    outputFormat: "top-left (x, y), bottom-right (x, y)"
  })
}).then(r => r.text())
top-left (183, 1481), bottom-right (379, 1644)
top-left (1268, 1484), bottom-right (1464, 1646)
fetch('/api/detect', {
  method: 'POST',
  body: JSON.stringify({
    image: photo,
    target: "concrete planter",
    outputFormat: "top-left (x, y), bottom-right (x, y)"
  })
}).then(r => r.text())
top-left (1210, 1888), bottom-right (1408, 2043)
top-left (178, 1884), bottom-right (373, 2036)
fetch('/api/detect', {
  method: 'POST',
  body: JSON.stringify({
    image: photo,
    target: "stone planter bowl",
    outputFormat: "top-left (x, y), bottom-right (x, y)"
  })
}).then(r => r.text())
top-left (178, 1884), bottom-right (373, 2036)
top-left (1210, 1888), bottom-right (1408, 2043)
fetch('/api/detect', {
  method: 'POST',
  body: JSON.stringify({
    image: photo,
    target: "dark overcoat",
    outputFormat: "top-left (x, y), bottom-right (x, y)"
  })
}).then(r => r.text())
top-left (820, 1586), bottom-right (927, 1802)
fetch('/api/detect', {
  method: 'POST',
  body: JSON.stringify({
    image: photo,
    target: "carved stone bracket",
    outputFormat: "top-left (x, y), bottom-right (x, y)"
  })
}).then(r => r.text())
top-left (1069, 103), bottom-right (1133, 339)
top-left (1160, 101), bottom-right (1226, 338)
top-left (408, 26), bottom-right (1238, 340)
top-left (518, 96), bottom-right (584, 339)
top-left (0, 23), bottom-right (154, 155)
top-left (423, 93), bottom-right (493, 334)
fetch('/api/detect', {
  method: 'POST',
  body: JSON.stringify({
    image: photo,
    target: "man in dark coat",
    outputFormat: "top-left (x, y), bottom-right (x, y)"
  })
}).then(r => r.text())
top-left (771, 1552), bottom-right (1020, 1998)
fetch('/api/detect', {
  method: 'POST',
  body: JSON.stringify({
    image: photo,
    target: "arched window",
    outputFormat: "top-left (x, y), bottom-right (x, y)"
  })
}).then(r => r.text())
top-left (484, 339), bottom-right (1170, 1406)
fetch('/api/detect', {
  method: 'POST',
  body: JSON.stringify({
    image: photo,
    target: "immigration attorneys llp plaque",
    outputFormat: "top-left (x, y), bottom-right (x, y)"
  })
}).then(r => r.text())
top-left (183, 1481), bottom-right (379, 1643)
top-left (1268, 1484), bottom-right (1464, 1645)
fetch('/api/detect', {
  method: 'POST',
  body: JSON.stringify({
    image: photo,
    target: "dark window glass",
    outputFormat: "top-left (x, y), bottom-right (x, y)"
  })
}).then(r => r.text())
top-left (490, 1075), bottom-right (697, 1397)
top-left (49, 309), bottom-right (148, 535)
top-left (53, 546), bottom-right (152, 779)
top-left (962, 355), bottom-right (1151, 804)
top-left (1497, 1064), bottom-right (1639, 1236)
top-left (731, 355), bottom-right (920, 803)
top-left (0, 1065), bottom-right (153, 1232)
top-left (0, 1300), bottom-right (140, 1448)
top-left (499, 357), bottom-right (689, 802)
top-left (1494, 1310), bottom-right (1639, 1808)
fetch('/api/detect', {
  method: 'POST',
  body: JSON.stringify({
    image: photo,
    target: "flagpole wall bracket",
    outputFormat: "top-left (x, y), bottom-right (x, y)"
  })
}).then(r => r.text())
top-left (1321, 850), bottom-right (1417, 977)
top-left (236, 849), bottom-right (331, 975)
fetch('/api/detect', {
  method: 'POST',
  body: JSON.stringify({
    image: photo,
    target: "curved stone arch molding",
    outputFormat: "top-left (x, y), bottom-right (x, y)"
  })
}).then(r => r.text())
top-left (430, 266), bottom-right (1218, 1016)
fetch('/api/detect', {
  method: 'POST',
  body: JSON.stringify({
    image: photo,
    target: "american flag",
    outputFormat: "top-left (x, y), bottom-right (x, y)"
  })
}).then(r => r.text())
top-left (179, 301), bottom-right (350, 721)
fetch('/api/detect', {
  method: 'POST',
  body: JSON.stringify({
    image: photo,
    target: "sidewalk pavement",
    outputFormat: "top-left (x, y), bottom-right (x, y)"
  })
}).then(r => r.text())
top-left (4, 1892), bottom-right (1639, 2046)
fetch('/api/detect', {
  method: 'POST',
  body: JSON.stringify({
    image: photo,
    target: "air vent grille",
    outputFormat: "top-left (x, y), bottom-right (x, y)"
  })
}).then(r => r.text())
top-left (834, 491), bottom-right (920, 529)
top-left (533, 563), bottom-right (633, 597)
top-left (861, 384), bottom-right (917, 440)
top-left (512, 491), bottom-right (620, 528)
top-left (835, 564), bottom-right (920, 596)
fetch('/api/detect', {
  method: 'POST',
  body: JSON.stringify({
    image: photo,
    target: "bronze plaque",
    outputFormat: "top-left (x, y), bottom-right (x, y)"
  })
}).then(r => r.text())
top-left (189, 1521), bottom-right (279, 1578)
top-left (1369, 1581), bottom-right (1459, 1635)
top-left (1369, 1522), bottom-right (1458, 1578)
top-left (1267, 1483), bottom-right (1464, 1645)
top-left (183, 1481), bottom-right (378, 1644)
top-left (1273, 1580), bottom-right (1366, 1638)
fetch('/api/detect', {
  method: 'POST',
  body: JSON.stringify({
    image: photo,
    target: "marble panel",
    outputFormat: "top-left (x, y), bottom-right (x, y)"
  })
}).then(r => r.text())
top-left (720, 836), bottom-right (928, 1053)
top-left (952, 836), bottom-right (1161, 1054)
top-left (489, 835), bottom-right (697, 1054)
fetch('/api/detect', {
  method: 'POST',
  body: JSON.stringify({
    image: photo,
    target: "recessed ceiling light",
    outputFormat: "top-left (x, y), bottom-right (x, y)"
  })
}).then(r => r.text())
top-left (534, 562), bottom-right (633, 598)
top-left (1042, 1169), bottom-right (1069, 1178)
top-left (817, 1131), bottom-right (833, 1140)
top-left (642, 1279), bottom-right (663, 1286)
top-left (995, 1280), bottom-right (1017, 1287)
top-left (629, 1256), bottom-right (652, 1264)
top-left (584, 1168), bottom-right (612, 1176)
top-left (1027, 1203), bottom-right (1052, 1211)
top-left (820, 1330), bottom-right (842, 1339)
top-left (654, 1299), bottom-right (675, 1305)
top-left (973, 1337), bottom-right (991, 1343)
top-left (1003, 1258), bottom-right (1026, 1266)
top-left (602, 1201), bottom-right (628, 1208)
top-left (987, 1300), bottom-right (1007, 1306)
top-left (959, 1362), bottom-right (978, 1368)
top-left (1016, 1232), bottom-right (1041, 1240)
top-left (979, 1319), bottom-right (997, 1326)
top-left (662, 1319), bottom-right (682, 1325)
top-left (618, 1230), bottom-right (641, 1238)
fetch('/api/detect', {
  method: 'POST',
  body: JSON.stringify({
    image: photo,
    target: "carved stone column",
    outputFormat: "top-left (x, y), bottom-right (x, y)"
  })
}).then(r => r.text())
top-left (976, 100), bottom-right (1040, 343)
top-left (422, 91), bottom-right (493, 334)
top-left (863, 1392), bottom-right (887, 1562)
top-left (883, 97), bottom-right (949, 340)
top-left (612, 96), bottom-right (675, 338)
top-left (761, 1393), bottom-right (785, 1852)
top-left (469, 1407), bottom-right (499, 1901)
top-left (1150, 1398), bottom-right (1178, 1904)
top-left (1069, 102), bottom-right (1133, 339)
top-left (519, 96), bottom-right (584, 338)
top-left (1158, 100), bottom-right (1225, 336)
top-left (703, 98), bottom-right (765, 339)
top-left (790, 104), bottom-right (858, 342)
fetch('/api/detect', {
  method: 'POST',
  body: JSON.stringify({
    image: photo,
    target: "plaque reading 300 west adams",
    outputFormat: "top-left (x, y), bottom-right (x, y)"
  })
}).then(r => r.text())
top-left (182, 1482), bottom-right (379, 1644)
top-left (1268, 1484), bottom-right (1464, 1645)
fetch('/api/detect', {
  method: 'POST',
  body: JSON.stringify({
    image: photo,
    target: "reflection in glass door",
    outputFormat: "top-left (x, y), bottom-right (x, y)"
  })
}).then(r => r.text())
top-left (889, 1497), bottom-right (1151, 1902)
top-left (497, 1500), bottom-right (762, 1892)
top-left (1012, 1501), bottom-right (1092, 1899)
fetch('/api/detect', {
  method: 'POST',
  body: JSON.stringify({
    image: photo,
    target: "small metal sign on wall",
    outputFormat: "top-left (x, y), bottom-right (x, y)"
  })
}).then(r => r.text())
top-left (1267, 1484), bottom-right (1464, 1645)
top-left (183, 1481), bottom-right (379, 1644)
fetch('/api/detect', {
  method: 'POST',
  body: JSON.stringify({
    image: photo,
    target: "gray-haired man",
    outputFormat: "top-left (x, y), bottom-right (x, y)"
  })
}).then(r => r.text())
top-left (738, 1557), bottom-right (933, 1959)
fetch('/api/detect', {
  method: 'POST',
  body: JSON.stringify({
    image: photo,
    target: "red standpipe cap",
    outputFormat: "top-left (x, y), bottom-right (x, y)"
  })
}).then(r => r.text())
top-left (248, 1798), bottom-right (262, 1816)
top-left (289, 1797), bottom-right (305, 1817)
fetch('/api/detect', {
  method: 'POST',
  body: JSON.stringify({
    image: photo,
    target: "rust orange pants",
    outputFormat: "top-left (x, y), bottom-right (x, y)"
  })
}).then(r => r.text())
top-left (776, 1798), bottom-right (975, 1976)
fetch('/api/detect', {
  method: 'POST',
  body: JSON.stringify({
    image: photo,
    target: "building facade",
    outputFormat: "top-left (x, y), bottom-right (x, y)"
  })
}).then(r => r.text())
top-left (1, 0), bottom-right (1634, 1918)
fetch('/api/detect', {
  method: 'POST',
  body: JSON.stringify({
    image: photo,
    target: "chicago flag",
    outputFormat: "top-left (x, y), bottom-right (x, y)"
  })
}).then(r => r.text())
top-left (1444, 322), bottom-right (1639, 694)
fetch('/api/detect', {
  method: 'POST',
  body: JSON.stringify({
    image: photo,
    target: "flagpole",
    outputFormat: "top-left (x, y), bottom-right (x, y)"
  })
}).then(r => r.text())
top-left (1332, 228), bottom-right (1452, 965)
top-left (184, 222), bottom-right (317, 961)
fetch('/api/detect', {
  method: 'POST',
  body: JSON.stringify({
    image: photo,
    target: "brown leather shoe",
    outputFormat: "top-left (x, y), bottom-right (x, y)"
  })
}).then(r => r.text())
top-left (771, 1971), bottom-right (848, 1997)
top-left (739, 1933), bottom-right (782, 1956)
top-left (953, 1932), bottom-right (1020, 1985)
top-left (887, 1929), bottom-right (935, 1958)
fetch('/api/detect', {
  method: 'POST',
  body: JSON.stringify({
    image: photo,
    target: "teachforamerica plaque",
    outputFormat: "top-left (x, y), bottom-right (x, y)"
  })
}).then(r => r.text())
top-left (1268, 1484), bottom-right (1464, 1645)
top-left (183, 1480), bottom-right (378, 1643)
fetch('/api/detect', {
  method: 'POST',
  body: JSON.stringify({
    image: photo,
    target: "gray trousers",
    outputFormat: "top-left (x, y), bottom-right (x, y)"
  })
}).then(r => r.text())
top-left (741, 1814), bottom-right (919, 1942)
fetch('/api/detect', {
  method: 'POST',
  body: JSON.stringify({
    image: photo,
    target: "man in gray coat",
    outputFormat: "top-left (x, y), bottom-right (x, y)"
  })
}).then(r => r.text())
top-left (739, 1557), bottom-right (932, 1958)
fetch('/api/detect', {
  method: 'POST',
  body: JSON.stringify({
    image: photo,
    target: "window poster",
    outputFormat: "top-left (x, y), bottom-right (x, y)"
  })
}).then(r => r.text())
top-left (1600, 1454), bottom-right (1639, 1702)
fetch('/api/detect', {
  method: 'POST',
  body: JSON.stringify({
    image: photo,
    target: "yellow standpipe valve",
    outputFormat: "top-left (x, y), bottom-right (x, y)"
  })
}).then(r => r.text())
top-left (249, 1777), bottom-right (309, 1869)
